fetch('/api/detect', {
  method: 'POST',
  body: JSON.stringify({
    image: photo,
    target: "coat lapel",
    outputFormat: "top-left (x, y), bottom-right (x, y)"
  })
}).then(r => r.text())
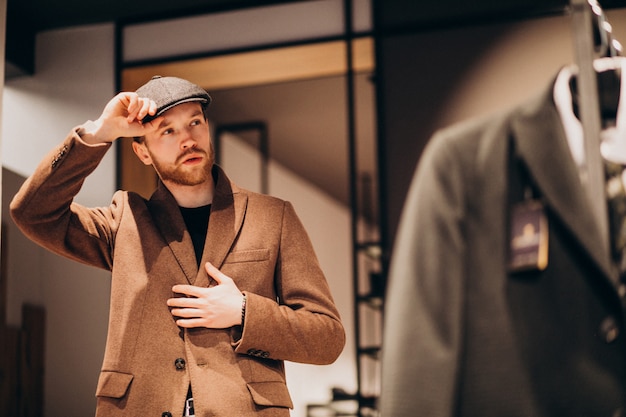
top-left (147, 166), bottom-right (246, 287)
top-left (511, 83), bottom-right (615, 283)
top-left (148, 183), bottom-right (198, 284)
top-left (195, 165), bottom-right (247, 287)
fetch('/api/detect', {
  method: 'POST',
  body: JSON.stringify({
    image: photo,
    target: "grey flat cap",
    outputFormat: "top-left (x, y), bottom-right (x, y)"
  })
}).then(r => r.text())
top-left (135, 75), bottom-right (211, 122)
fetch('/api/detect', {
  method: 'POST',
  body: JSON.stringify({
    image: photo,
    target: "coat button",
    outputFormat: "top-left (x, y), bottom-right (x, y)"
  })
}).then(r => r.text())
top-left (174, 358), bottom-right (186, 370)
top-left (162, 413), bottom-right (172, 417)
top-left (600, 317), bottom-right (619, 343)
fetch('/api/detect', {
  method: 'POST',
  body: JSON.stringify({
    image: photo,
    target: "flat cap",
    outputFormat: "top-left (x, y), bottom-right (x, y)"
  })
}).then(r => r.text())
top-left (135, 75), bottom-right (211, 122)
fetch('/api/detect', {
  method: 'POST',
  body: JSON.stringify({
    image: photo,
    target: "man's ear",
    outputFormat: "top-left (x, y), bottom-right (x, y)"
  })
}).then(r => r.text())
top-left (131, 141), bottom-right (153, 166)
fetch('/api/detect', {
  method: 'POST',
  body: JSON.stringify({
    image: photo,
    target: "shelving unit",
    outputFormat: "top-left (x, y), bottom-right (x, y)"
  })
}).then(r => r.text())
top-left (305, 2), bottom-right (384, 415)
top-left (351, 201), bottom-right (385, 417)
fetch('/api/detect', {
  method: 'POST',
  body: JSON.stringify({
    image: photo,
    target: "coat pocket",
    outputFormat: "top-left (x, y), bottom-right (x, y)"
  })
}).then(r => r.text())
top-left (96, 371), bottom-right (134, 399)
top-left (224, 249), bottom-right (270, 264)
top-left (246, 381), bottom-right (294, 409)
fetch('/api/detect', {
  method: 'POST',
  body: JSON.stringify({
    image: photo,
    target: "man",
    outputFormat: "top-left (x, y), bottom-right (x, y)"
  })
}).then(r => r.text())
top-left (380, 60), bottom-right (626, 416)
top-left (10, 76), bottom-right (345, 417)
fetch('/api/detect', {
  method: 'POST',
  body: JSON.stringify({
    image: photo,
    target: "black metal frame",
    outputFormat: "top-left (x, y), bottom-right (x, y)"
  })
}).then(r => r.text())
top-left (214, 122), bottom-right (269, 195)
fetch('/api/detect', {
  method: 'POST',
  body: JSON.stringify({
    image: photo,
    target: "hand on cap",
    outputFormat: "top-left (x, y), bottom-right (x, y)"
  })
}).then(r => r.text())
top-left (80, 92), bottom-right (161, 144)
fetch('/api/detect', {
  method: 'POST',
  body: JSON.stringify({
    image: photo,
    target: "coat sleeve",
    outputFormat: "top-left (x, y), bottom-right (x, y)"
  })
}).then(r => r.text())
top-left (234, 201), bottom-right (346, 365)
top-left (380, 131), bottom-right (468, 417)
top-left (9, 129), bottom-right (118, 271)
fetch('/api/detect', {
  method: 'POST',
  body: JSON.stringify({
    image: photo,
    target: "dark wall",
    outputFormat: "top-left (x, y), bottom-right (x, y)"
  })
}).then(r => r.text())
top-left (372, 0), bottom-right (572, 261)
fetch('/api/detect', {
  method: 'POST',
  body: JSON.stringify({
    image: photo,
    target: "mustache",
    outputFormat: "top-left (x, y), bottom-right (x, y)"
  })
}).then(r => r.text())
top-left (176, 148), bottom-right (207, 164)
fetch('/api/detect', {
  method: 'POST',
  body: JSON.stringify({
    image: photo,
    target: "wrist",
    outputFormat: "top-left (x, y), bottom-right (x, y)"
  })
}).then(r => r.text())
top-left (76, 119), bottom-right (109, 144)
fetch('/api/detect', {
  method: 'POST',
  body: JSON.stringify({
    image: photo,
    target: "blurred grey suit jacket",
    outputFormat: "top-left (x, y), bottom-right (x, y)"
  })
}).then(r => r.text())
top-left (380, 78), bottom-right (626, 416)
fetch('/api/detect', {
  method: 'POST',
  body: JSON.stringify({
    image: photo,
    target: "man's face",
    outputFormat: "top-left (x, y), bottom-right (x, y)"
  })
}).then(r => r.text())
top-left (136, 102), bottom-right (214, 186)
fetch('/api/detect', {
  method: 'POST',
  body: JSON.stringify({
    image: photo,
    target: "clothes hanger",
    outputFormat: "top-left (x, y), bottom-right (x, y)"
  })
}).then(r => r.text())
top-left (592, 5), bottom-right (622, 126)
top-left (568, 0), bottom-right (619, 256)
top-left (570, 1), bottom-right (622, 127)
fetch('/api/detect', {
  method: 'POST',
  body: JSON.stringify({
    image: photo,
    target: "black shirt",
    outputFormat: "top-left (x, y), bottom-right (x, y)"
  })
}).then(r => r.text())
top-left (179, 204), bottom-right (211, 267)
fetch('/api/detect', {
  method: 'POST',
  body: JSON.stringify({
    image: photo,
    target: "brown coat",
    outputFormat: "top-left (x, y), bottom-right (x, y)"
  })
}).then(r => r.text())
top-left (10, 129), bottom-right (345, 417)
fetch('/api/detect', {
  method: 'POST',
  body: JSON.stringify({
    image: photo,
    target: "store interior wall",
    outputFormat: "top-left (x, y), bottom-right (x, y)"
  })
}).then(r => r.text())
top-left (378, 7), bottom-right (626, 250)
top-left (2, 24), bottom-right (117, 417)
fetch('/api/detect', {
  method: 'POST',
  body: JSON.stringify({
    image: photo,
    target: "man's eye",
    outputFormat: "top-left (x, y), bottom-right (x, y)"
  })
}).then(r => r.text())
top-left (162, 128), bottom-right (173, 136)
top-left (190, 120), bottom-right (201, 126)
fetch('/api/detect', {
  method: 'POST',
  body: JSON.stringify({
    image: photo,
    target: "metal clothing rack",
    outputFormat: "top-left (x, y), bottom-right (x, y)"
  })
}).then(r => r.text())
top-left (569, 0), bottom-right (622, 259)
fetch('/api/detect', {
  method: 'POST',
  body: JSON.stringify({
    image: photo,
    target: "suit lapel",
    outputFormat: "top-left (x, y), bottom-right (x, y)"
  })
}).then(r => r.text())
top-left (148, 183), bottom-right (198, 284)
top-left (511, 84), bottom-right (615, 282)
top-left (195, 165), bottom-right (247, 287)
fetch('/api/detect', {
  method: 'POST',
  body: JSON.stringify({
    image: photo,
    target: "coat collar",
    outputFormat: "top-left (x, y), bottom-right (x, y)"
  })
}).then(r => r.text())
top-left (147, 164), bottom-right (247, 285)
top-left (510, 78), bottom-right (615, 282)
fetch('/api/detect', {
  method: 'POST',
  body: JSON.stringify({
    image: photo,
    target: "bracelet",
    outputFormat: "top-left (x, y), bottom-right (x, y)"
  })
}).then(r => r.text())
top-left (241, 294), bottom-right (247, 327)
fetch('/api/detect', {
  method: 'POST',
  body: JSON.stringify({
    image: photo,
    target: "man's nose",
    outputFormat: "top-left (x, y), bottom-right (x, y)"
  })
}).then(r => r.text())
top-left (180, 128), bottom-right (197, 149)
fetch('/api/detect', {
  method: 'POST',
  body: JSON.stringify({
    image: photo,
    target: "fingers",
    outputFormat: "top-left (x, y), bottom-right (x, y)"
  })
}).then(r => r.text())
top-left (169, 304), bottom-right (201, 318)
top-left (169, 264), bottom-right (234, 299)
top-left (167, 266), bottom-right (243, 329)
top-left (168, 303), bottom-right (205, 328)
top-left (106, 92), bottom-right (156, 124)
top-left (175, 318), bottom-right (206, 328)
top-left (169, 284), bottom-right (203, 300)
top-left (124, 94), bottom-right (157, 123)
top-left (95, 92), bottom-right (160, 142)
top-left (205, 261), bottom-right (232, 285)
